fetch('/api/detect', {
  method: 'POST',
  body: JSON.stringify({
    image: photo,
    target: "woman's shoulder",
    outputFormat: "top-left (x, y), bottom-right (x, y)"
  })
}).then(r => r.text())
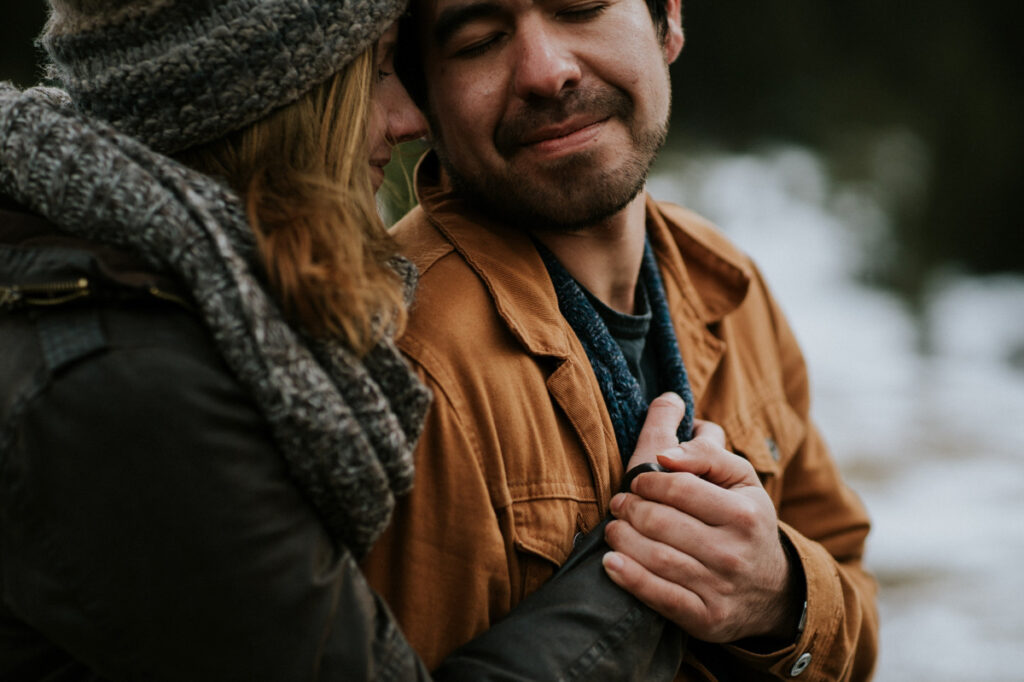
top-left (0, 205), bottom-right (254, 458)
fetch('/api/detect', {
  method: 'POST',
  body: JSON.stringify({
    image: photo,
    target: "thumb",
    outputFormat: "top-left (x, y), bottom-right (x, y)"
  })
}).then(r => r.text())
top-left (626, 392), bottom-right (688, 470)
top-left (655, 419), bottom-right (758, 488)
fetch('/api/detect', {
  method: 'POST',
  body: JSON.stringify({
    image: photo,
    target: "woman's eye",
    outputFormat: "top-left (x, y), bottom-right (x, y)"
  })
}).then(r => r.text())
top-left (377, 69), bottom-right (393, 82)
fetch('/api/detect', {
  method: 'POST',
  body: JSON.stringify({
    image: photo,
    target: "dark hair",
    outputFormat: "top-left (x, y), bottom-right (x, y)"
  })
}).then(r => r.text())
top-left (395, 0), bottom-right (672, 112)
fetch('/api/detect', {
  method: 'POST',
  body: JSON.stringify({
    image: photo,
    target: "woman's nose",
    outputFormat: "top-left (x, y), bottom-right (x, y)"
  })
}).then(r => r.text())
top-left (385, 80), bottom-right (428, 145)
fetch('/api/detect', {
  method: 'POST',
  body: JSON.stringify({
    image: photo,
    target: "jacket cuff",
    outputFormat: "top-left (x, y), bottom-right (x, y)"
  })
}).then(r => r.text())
top-left (724, 521), bottom-right (841, 678)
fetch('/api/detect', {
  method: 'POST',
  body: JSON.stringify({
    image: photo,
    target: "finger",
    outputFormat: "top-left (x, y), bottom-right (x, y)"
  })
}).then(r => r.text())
top-left (692, 419), bottom-right (726, 448)
top-left (604, 516), bottom-right (710, 587)
top-left (626, 392), bottom-right (688, 469)
top-left (602, 550), bottom-right (709, 634)
top-left (656, 435), bottom-right (758, 489)
top-left (612, 477), bottom-right (735, 536)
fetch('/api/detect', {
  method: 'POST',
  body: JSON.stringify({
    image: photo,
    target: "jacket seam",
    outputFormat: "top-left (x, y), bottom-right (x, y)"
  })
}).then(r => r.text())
top-left (561, 603), bottom-right (647, 681)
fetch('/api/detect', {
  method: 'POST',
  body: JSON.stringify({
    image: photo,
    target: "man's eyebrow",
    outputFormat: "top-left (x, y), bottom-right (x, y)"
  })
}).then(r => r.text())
top-left (432, 2), bottom-right (504, 48)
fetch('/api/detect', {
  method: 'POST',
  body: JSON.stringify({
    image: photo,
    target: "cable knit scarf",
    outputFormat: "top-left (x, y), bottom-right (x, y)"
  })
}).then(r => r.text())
top-left (0, 84), bottom-right (431, 557)
top-left (538, 239), bottom-right (695, 466)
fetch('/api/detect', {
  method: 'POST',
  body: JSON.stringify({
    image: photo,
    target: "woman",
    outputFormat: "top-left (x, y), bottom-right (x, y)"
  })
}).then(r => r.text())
top-left (0, 0), bottom-right (682, 679)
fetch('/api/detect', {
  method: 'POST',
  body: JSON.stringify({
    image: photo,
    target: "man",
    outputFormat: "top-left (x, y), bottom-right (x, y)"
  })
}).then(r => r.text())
top-left (361, 0), bottom-right (878, 678)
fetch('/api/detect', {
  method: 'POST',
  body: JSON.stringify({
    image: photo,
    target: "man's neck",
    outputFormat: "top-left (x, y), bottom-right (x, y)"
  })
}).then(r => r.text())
top-left (532, 193), bottom-right (647, 314)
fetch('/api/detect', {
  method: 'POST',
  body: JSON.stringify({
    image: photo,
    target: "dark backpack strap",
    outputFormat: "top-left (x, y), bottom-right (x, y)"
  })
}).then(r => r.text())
top-left (33, 306), bottom-right (108, 375)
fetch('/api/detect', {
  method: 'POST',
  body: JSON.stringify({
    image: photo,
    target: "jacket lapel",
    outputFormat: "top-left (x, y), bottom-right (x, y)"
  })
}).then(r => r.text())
top-left (647, 197), bottom-right (752, 412)
top-left (414, 154), bottom-right (620, 508)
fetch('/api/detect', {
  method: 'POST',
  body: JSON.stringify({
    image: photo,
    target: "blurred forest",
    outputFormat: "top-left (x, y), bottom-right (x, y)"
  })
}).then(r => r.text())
top-left (2, 1), bottom-right (1021, 308)
top-left (666, 1), bottom-right (1022, 309)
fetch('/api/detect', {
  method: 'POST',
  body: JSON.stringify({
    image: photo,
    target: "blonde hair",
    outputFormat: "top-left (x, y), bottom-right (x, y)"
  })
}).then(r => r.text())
top-left (178, 49), bottom-right (405, 355)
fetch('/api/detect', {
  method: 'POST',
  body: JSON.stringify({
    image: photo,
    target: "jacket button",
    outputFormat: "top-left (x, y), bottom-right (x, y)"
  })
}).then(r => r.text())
top-left (572, 532), bottom-right (583, 548)
top-left (790, 652), bottom-right (812, 677)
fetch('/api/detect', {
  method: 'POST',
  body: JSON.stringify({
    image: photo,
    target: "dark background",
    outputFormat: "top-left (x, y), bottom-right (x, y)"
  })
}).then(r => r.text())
top-left (3, 1), bottom-right (1021, 309)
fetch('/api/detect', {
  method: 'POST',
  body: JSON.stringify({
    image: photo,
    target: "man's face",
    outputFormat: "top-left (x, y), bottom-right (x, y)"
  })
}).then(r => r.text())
top-left (419, 0), bottom-right (683, 231)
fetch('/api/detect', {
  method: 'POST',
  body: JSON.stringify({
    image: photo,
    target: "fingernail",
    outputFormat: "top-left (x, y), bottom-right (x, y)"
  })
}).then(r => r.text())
top-left (603, 552), bottom-right (624, 572)
top-left (656, 392), bottom-right (684, 408)
top-left (657, 451), bottom-right (684, 464)
top-left (610, 492), bottom-right (626, 514)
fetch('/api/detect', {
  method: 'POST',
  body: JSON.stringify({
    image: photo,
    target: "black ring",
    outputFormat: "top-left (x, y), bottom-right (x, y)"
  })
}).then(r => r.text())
top-left (619, 461), bottom-right (666, 492)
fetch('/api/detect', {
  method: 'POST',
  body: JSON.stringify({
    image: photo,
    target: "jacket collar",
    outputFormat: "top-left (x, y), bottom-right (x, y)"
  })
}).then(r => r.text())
top-left (413, 152), bottom-right (751, 357)
top-left (414, 153), bottom-right (575, 358)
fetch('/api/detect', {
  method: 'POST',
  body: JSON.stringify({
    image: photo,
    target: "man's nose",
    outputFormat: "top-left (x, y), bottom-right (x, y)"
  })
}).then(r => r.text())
top-left (511, 19), bottom-right (581, 100)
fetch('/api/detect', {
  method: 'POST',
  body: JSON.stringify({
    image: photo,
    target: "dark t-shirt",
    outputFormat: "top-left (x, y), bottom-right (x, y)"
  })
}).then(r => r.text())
top-left (581, 281), bottom-right (662, 403)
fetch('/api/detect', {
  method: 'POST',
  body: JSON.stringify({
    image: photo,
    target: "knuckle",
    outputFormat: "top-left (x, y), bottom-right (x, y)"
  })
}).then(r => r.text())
top-left (647, 508), bottom-right (678, 539)
top-left (693, 438), bottom-right (718, 459)
top-left (604, 519), bottom-right (625, 546)
top-left (615, 492), bottom-right (640, 518)
top-left (664, 471), bottom-right (696, 496)
top-left (701, 601), bottom-right (739, 643)
top-left (704, 421), bottom-right (727, 444)
top-left (665, 593), bottom-right (697, 627)
top-left (696, 605), bottom-right (720, 638)
top-left (735, 455), bottom-right (757, 477)
top-left (649, 542), bottom-right (678, 573)
top-left (629, 499), bottom-right (659, 531)
top-left (732, 500), bottom-right (759, 531)
top-left (716, 549), bottom-right (744, 579)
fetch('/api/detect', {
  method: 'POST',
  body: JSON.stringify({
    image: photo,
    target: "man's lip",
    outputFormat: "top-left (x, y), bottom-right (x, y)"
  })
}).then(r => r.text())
top-left (519, 116), bottom-right (608, 146)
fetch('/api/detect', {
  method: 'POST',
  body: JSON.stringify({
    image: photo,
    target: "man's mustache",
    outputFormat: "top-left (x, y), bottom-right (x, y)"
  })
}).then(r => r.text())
top-left (494, 87), bottom-right (633, 157)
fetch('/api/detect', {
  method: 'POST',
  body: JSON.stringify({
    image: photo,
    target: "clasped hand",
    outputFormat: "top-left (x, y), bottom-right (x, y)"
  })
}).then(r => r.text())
top-left (602, 393), bottom-right (799, 643)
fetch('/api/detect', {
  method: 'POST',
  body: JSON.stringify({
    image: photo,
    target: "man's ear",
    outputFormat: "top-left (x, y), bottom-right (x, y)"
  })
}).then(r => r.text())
top-left (662, 0), bottom-right (684, 64)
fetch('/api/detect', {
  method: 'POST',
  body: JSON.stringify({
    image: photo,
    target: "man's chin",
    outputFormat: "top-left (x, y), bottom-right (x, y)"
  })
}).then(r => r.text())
top-left (470, 179), bottom-right (643, 233)
top-left (439, 147), bottom-right (647, 231)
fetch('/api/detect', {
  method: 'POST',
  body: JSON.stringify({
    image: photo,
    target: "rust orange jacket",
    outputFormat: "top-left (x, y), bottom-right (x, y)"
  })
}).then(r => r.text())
top-left (363, 156), bottom-right (878, 680)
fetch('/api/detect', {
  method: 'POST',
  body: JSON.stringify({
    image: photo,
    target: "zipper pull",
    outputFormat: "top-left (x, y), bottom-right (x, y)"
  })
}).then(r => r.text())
top-left (0, 278), bottom-right (91, 309)
top-left (0, 285), bottom-right (21, 309)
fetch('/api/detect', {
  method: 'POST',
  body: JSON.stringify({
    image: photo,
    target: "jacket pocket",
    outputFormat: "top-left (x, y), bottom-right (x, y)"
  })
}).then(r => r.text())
top-left (724, 398), bottom-right (806, 503)
top-left (509, 494), bottom-right (600, 601)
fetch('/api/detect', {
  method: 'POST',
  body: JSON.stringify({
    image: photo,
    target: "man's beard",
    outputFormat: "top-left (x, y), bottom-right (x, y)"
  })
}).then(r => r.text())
top-left (431, 84), bottom-right (668, 233)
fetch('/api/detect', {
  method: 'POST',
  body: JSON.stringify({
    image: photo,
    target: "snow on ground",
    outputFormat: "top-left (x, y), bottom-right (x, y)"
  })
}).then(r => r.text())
top-left (650, 148), bottom-right (1024, 681)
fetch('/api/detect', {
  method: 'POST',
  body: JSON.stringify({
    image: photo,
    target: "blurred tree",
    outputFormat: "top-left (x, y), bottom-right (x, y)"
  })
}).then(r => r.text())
top-left (669, 0), bottom-right (1024, 301)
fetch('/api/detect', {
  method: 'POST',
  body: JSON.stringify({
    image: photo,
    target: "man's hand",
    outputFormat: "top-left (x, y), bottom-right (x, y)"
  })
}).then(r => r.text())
top-left (605, 418), bottom-right (799, 643)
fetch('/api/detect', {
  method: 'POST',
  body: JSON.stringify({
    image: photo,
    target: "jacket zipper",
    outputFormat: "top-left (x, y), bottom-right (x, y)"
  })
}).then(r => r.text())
top-left (147, 285), bottom-right (194, 311)
top-left (0, 277), bottom-right (91, 309)
top-left (0, 279), bottom-right (193, 312)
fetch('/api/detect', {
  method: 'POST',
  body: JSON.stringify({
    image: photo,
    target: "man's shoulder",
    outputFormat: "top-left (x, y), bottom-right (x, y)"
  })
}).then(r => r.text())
top-left (391, 207), bottom-right (509, 359)
top-left (391, 205), bottom-right (456, 277)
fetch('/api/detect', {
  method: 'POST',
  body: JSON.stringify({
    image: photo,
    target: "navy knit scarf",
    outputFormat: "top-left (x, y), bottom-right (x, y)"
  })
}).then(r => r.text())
top-left (538, 238), bottom-right (695, 467)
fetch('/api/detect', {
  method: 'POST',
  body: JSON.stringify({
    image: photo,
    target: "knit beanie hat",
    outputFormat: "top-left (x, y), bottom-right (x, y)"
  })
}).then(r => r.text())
top-left (42, 0), bottom-right (406, 154)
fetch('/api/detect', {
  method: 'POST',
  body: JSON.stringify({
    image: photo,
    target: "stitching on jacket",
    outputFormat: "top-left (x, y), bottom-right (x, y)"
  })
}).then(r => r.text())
top-left (562, 604), bottom-right (646, 681)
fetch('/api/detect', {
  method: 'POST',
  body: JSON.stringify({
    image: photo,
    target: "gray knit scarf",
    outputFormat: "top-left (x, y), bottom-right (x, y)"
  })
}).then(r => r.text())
top-left (0, 83), bottom-right (431, 558)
